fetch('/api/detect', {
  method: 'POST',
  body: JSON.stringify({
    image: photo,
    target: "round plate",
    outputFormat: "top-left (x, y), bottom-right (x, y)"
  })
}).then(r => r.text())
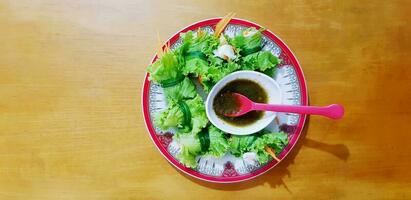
top-left (142, 18), bottom-right (308, 183)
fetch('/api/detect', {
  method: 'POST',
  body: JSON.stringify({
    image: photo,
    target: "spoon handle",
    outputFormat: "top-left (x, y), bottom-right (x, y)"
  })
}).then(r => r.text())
top-left (253, 103), bottom-right (344, 119)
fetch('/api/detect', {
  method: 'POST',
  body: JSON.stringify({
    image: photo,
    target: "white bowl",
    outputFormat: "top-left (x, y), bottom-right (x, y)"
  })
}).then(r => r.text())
top-left (205, 71), bottom-right (282, 135)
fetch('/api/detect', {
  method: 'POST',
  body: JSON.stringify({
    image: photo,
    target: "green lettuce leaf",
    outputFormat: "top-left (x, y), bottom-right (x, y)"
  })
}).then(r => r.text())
top-left (206, 125), bottom-right (229, 157)
top-left (155, 95), bottom-right (208, 134)
top-left (147, 51), bottom-right (182, 84)
top-left (230, 27), bottom-right (264, 56)
top-left (163, 77), bottom-right (196, 101)
top-left (229, 131), bottom-right (289, 164)
top-left (199, 58), bottom-right (241, 91)
top-left (241, 51), bottom-right (280, 72)
top-left (259, 131), bottom-right (289, 153)
top-left (182, 58), bottom-right (209, 76)
top-left (251, 131), bottom-right (289, 164)
top-left (174, 132), bottom-right (202, 168)
top-left (154, 101), bottom-right (184, 130)
top-left (229, 134), bottom-right (259, 157)
top-left (180, 30), bottom-right (219, 56)
top-left (179, 30), bottom-right (219, 76)
top-left (183, 96), bottom-right (208, 135)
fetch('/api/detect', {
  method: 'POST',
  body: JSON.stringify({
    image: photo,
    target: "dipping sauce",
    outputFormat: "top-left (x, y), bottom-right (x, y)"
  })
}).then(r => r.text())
top-left (213, 79), bottom-right (268, 126)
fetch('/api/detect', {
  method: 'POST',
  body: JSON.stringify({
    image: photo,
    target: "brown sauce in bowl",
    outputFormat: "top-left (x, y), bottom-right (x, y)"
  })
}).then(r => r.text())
top-left (213, 79), bottom-right (267, 126)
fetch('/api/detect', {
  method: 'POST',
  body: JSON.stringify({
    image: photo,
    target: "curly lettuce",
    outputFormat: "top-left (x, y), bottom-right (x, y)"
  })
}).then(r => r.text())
top-left (229, 134), bottom-right (259, 157)
top-left (185, 96), bottom-right (209, 135)
top-left (154, 96), bottom-right (208, 134)
top-left (230, 27), bottom-right (264, 56)
top-left (179, 30), bottom-right (219, 76)
top-left (174, 132), bottom-right (202, 168)
top-left (200, 58), bottom-right (240, 91)
top-left (154, 101), bottom-right (184, 131)
top-left (241, 51), bottom-right (280, 72)
top-left (180, 30), bottom-right (219, 56)
top-left (250, 131), bottom-right (289, 164)
top-left (147, 51), bottom-right (183, 85)
top-left (206, 125), bottom-right (229, 157)
top-left (229, 131), bottom-right (289, 164)
top-left (163, 77), bottom-right (197, 101)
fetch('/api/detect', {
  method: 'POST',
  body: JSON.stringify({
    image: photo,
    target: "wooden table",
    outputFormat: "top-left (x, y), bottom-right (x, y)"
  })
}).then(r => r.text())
top-left (1, 0), bottom-right (410, 199)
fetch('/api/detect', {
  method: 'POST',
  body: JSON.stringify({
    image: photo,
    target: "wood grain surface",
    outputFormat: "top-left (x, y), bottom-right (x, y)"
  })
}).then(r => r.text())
top-left (1, 0), bottom-right (410, 199)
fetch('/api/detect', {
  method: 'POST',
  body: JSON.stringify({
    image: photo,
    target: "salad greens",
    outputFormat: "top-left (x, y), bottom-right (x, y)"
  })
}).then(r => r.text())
top-left (147, 51), bottom-right (182, 86)
top-left (174, 132), bottom-right (202, 168)
top-left (206, 125), bottom-right (230, 157)
top-left (230, 131), bottom-right (289, 164)
top-left (155, 95), bottom-right (208, 134)
top-left (148, 26), bottom-right (288, 168)
top-left (231, 27), bottom-right (264, 56)
top-left (242, 51), bottom-right (280, 71)
top-left (163, 77), bottom-right (196, 102)
top-left (180, 30), bottom-right (219, 77)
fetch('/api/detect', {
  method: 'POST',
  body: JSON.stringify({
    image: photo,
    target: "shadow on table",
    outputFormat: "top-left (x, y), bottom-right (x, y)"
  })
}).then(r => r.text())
top-left (177, 116), bottom-right (350, 191)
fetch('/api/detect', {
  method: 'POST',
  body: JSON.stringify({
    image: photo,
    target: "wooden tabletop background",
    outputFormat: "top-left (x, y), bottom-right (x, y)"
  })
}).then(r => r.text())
top-left (1, 0), bottom-right (410, 199)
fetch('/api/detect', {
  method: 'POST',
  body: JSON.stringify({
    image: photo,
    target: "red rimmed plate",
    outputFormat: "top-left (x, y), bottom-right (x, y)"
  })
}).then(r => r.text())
top-left (142, 18), bottom-right (308, 183)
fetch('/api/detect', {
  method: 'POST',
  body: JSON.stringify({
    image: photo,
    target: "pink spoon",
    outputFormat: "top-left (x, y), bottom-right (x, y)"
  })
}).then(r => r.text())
top-left (223, 93), bottom-right (344, 119)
